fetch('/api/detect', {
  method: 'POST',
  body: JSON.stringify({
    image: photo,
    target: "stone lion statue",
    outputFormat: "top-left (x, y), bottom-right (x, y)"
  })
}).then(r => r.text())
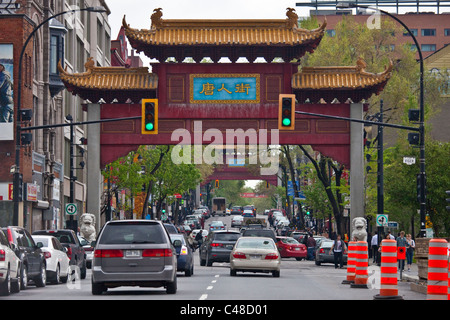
top-left (351, 217), bottom-right (367, 242)
top-left (80, 213), bottom-right (96, 242)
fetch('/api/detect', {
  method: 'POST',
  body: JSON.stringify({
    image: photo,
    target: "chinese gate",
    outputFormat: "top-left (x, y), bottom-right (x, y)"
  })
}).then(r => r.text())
top-left (58, 8), bottom-right (392, 227)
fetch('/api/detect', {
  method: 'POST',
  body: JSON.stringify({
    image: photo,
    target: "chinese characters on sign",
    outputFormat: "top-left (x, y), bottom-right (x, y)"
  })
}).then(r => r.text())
top-left (190, 74), bottom-right (260, 103)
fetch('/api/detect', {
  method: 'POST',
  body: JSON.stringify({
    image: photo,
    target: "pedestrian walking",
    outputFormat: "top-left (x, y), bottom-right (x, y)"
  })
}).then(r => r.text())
top-left (371, 231), bottom-right (378, 263)
top-left (306, 233), bottom-right (316, 261)
top-left (396, 231), bottom-right (408, 271)
top-left (405, 233), bottom-right (415, 272)
top-left (329, 234), bottom-right (347, 268)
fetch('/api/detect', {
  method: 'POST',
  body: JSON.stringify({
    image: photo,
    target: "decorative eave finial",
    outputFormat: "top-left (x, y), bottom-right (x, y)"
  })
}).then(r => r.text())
top-left (286, 7), bottom-right (298, 29)
top-left (151, 8), bottom-right (163, 29)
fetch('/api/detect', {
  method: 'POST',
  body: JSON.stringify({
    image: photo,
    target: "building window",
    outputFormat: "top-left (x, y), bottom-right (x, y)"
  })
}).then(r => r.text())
top-left (421, 29), bottom-right (436, 36)
top-left (445, 29), bottom-right (450, 36)
top-left (421, 44), bottom-right (436, 52)
top-left (403, 29), bottom-right (418, 37)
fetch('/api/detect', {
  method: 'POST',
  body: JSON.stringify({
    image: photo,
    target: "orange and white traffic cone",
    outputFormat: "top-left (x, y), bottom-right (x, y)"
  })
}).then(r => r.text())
top-left (374, 239), bottom-right (403, 300)
top-left (427, 238), bottom-right (448, 300)
top-left (351, 241), bottom-right (369, 288)
top-left (342, 241), bottom-right (356, 284)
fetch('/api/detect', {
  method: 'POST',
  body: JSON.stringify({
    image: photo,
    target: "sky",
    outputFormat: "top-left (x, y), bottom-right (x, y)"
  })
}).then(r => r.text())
top-left (106, 0), bottom-right (312, 41)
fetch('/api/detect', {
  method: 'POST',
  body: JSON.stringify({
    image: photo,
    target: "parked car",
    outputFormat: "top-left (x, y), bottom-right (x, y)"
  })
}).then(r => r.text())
top-left (230, 237), bottom-right (281, 277)
top-left (276, 236), bottom-right (307, 260)
top-left (185, 215), bottom-right (200, 229)
top-left (208, 220), bottom-right (226, 231)
top-left (91, 220), bottom-right (178, 295)
top-left (2, 226), bottom-right (46, 289)
top-left (32, 235), bottom-right (70, 284)
top-left (231, 206), bottom-right (243, 215)
top-left (78, 236), bottom-right (93, 269)
top-left (0, 230), bottom-right (21, 295)
top-left (200, 230), bottom-right (241, 266)
top-left (170, 234), bottom-right (194, 277)
top-left (231, 215), bottom-right (244, 228)
top-left (241, 228), bottom-right (277, 243)
top-left (189, 229), bottom-right (208, 248)
top-left (315, 239), bottom-right (348, 266)
top-left (198, 206), bottom-right (210, 219)
top-left (32, 229), bottom-right (87, 280)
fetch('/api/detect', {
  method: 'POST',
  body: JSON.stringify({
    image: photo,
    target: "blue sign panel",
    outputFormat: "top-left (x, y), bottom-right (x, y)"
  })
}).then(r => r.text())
top-left (190, 74), bottom-right (260, 104)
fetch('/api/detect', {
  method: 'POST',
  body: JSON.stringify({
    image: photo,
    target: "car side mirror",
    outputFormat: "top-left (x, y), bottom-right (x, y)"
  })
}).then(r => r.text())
top-left (36, 242), bottom-right (44, 249)
top-left (90, 240), bottom-right (96, 248)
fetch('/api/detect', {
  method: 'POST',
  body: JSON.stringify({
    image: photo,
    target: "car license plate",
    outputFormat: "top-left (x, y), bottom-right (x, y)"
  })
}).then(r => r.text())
top-left (226, 245), bottom-right (234, 250)
top-left (250, 255), bottom-right (261, 259)
top-left (295, 248), bottom-right (300, 251)
top-left (125, 250), bottom-right (141, 258)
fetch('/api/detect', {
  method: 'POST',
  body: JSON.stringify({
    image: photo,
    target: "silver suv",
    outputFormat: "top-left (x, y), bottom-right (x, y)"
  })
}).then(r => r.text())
top-left (91, 220), bottom-right (177, 295)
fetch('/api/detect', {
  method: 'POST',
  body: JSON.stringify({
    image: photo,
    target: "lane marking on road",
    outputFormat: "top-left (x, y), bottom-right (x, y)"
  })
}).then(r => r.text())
top-left (207, 286), bottom-right (214, 290)
top-left (199, 294), bottom-right (208, 300)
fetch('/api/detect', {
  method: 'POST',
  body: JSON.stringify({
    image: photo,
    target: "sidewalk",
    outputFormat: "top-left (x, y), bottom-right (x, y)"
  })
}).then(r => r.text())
top-left (370, 260), bottom-right (427, 295)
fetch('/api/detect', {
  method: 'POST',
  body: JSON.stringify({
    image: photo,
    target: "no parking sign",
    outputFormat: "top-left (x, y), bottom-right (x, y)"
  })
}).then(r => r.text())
top-left (397, 246), bottom-right (406, 260)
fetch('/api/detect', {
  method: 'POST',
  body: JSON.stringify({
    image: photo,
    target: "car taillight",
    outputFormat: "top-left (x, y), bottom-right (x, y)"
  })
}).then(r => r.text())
top-left (210, 243), bottom-right (223, 247)
top-left (66, 247), bottom-right (72, 260)
top-left (180, 246), bottom-right (188, 255)
top-left (142, 249), bottom-right (173, 257)
top-left (0, 249), bottom-right (5, 261)
top-left (232, 252), bottom-right (246, 259)
top-left (265, 253), bottom-right (279, 260)
top-left (94, 249), bottom-right (123, 258)
top-left (319, 248), bottom-right (325, 254)
top-left (43, 252), bottom-right (51, 259)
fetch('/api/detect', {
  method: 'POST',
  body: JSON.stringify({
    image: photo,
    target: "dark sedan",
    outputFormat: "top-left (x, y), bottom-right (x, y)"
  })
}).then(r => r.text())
top-left (170, 234), bottom-right (194, 277)
top-left (315, 239), bottom-right (348, 266)
top-left (199, 230), bottom-right (240, 266)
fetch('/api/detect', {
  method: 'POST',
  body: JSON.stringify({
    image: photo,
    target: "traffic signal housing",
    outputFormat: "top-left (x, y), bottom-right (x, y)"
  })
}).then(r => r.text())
top-left (215, 180), bottom-right (219, 188)
top-left (278, 94), bottom-right (296, 130)
top-left (141, 99), bottom-right (158, 134)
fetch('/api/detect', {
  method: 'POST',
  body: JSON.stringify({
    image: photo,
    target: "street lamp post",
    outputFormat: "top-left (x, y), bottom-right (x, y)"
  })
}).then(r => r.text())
top-left (336, 2), bottom-right (427, 237)
top-left (13, 6), bottom-right (106, 227)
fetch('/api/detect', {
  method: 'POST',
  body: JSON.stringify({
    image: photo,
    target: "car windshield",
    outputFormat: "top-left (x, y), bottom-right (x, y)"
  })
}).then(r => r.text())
top-left (320, 241), bottom-right (334, 248)
top-left (99, 222), bottom-right (166, 245)
top-left (281, 237), bottom-right (299, 244)
top-left (214, 233), bottom-right (240, 241)
top-left (211, 221), bottom-right (224, 226)
top-left (237, 238), bottom-right (275, 249)
top-left (33, 237), bottom-right (49, 247)
top-left (170, 235), bottom-right (186, 245)
top-left (33, 231), bottom-right (75, 244)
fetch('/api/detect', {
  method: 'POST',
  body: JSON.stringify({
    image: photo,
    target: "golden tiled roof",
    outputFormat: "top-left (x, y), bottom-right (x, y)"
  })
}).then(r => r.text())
top-left (292, 58), bottom-right (393, 90)
top-left (123, 8), bottom-right (326, 47)
top-left (57, 58), bottom-right (158, 91)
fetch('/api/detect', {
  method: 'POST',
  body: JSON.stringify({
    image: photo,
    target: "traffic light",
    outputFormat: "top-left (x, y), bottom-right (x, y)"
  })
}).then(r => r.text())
top-left (416, 173), bottom-right (427, 203)
top-left (278, 94), bottom-right (295, 130)
top-left (408, 132), bottom-right (420, 145)
top-left (215, 180), bottom-right (219, 188)
top-left (141, 99), bottom-right (158, 134)
top-left (446, 190), bottom-right (450, 211)
top-left (408, 109), bottom-right (420, 122)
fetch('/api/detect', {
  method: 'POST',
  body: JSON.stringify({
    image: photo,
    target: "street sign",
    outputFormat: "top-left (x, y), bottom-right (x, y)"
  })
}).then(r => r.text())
top-left (403, 157), bottom-right (416, 165)
top-left (65, 203), bottom-right (78, 215)
top-left (376, 214), bottom-right (388, 227)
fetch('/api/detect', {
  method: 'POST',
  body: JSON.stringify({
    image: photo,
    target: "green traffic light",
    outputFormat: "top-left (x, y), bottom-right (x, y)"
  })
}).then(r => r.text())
top-left (145, 122), bottom-right (154, 131)
top-left (282, 118), bottom-right (291, 126)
